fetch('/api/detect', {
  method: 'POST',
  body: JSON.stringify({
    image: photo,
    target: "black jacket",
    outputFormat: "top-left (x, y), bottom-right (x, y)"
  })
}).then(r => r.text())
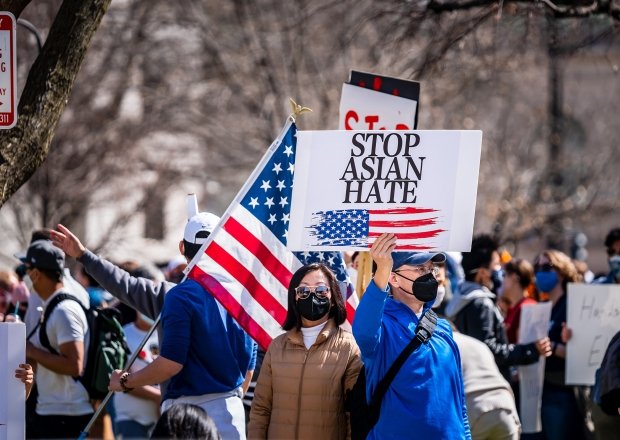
top-left (448, 282), bottom-right (539, 381)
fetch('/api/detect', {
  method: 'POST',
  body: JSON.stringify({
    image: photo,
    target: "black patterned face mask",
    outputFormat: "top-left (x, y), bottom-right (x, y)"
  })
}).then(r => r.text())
top-left (297, 292), bottom-right (330, 321)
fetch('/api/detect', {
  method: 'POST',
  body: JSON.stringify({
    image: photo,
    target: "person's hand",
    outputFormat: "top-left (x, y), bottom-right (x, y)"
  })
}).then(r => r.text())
top-left (25, 341), bottom-right (37, 360)
top-left (50, 224), bottom-right (86, 259)
top-left (370, 233), bottom-right (397, 290)
top-left (535, 337), bottom-right (552, 357)
top-left (15, 363), bottom-right (34, 397)
top-left (108, 369), bottom-right (124, 392)
top-left (561, 322), bottom-right (572, 344)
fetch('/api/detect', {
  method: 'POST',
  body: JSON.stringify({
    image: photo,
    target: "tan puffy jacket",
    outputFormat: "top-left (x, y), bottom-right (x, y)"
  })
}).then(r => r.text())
top-left (248, 318), bottom-right (362, 440)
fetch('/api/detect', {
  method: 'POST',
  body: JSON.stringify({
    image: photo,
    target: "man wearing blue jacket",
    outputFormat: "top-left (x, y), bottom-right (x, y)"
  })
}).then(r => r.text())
top-left (353, 233), bottom-right (471, 439)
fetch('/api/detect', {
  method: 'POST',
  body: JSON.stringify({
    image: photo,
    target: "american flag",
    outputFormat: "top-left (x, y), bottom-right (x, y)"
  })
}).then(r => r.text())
top-left (308, 207), bottom-right (445, 250)
top-left (186, 120), bottom-right (357, 349)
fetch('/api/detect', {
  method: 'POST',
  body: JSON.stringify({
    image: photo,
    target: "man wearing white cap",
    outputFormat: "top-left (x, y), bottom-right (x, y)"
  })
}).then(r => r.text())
top-left (52, 212), bottom-right (257, 440)
top-left (352, 233), bottom-right (471, 439)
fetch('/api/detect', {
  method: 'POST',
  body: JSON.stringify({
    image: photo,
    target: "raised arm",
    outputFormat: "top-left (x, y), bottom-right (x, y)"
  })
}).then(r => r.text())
top-left (51, 224), bottom-right (170, 319)
top-left (352, 233), bottom-right (396, 357)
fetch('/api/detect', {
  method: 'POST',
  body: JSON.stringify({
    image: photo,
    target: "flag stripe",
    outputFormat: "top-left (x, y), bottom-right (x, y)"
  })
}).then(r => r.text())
top-left (193, 250), bottom-right (285, 336)
top-left (369, 207), bottom-right (438, 215)
top-left (189, 266), bottom-right (276, 350)
top-left (223, 214), bottom-right (293, 290)
top-left (368, 229), bottom-right (445, 239)
top-left (369, 217), bottom-right (438, 228)
top-left (205, 241), bottom-right (288, 320)
top-left (210, 226), bottom-right (290, 309)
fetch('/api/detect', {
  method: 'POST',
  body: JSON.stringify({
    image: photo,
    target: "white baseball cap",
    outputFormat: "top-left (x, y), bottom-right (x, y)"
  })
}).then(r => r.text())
top-left (183, 212), bottom-right (221, 244)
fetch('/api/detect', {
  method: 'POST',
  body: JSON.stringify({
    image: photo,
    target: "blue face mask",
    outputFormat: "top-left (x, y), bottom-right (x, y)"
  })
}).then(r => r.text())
top-left (535, 271), bottom-right (559, 293)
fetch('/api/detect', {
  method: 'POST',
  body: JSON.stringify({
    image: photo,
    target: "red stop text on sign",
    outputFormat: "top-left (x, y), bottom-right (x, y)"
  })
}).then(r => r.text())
top-left (344, 110), bottom-right (410, 131)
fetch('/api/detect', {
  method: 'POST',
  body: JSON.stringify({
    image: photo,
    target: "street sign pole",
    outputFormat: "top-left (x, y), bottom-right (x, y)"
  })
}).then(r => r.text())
top-left (0, 12), bottom-right (17, 129)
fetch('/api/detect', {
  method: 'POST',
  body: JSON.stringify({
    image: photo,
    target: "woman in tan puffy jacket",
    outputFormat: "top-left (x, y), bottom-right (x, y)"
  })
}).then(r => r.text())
top-left (249, 263), bottom-right (362, 440)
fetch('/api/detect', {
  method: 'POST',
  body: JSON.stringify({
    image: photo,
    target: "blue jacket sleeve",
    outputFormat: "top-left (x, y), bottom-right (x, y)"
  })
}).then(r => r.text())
top-left (352, 280), bottom-right (389, 358)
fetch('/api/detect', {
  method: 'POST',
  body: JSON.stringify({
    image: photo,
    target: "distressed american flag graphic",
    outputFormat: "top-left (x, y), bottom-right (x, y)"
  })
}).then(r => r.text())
top-left (308, 207), bottom-right (445, 250)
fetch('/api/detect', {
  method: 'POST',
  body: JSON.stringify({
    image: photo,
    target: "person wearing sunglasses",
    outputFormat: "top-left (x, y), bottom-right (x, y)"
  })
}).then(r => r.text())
top-left (533, 250), bottom-right (588, 440)
top-left (249, 263), bottom-right (362, 440)
top-left (352, 233), bottom-right (471, 439)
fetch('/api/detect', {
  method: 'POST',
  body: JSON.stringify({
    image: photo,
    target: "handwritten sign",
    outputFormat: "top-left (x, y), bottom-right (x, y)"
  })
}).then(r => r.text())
top-left (288, 130), bottom-right (482, 252)
top-left (566, 283), bottom-right (620, 385)
top-left (518, 302), bottom-right (552, 433)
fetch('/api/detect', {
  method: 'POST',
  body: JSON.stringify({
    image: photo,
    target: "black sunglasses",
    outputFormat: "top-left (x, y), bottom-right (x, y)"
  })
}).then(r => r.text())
top-left (295, 285), bottom-right (330, 299)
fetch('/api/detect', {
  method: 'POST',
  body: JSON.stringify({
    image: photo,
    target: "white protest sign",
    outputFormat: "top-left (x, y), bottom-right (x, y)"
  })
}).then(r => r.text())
top-left (0, 323), bottom-right (26, 440)
top-left (566, 283), bottom-right (620, 385)
top-left (339, 83), bottom-right (417, 131)
top-left (517, 302), bottom-right (552, 433)
top-left (288, 130), bottom-right (482, 252)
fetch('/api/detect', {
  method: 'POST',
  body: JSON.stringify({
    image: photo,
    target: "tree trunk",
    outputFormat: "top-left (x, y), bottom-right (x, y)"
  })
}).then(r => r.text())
top-left (0, 0), bottom-right (111, 207)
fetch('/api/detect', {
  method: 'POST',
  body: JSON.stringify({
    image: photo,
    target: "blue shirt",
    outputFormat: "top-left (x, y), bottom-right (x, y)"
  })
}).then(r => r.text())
top-left (352, 281), bottom-right (471, 439)
top-left (160, 279), bottom-right (257, 401)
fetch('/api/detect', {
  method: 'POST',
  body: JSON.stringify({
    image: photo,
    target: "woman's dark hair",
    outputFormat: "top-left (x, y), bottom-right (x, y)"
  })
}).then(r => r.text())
top-left (151, 403), bottom-right (220, 440)
top-left (282, 263), bottom-right (347, 331)
top-left (503, 258), bottom-right (534, 289)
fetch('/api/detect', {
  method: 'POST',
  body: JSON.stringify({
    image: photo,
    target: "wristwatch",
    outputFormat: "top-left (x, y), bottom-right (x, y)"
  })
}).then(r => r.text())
top-left (119, 372), bottom-right (134, 393)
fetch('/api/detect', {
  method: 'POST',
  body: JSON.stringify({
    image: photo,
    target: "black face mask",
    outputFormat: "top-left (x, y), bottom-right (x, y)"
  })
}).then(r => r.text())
top-left (395, 272), bottom-right (439, 303)
top-left (297, 292), bottom-right (331, 321)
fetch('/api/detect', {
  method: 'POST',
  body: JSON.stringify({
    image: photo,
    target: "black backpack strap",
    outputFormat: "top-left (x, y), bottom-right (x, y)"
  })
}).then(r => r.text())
top-left (39, 293), bottom-right (82, 355)
top-left (368, 309), bottom-right (438, 416)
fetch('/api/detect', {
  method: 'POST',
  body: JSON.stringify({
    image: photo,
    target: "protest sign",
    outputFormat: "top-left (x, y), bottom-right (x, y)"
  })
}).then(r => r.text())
top-left (288, 129), bottom-right (482, 252)
top-left (0, 323), bottom-right (26, 440)
top-left (339, 83), bottom-right (418, 131)
top-left (566, 283), bottom-right (620, 385)
top-left (518, 302), bottom-right (552, 433)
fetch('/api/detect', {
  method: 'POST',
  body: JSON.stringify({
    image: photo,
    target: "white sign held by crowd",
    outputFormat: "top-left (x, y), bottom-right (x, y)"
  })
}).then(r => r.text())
top-left (288, 130), bottom-right (482, 252)
top-left (518, 301), bottom-right (552, 433)
top-left (566, 283), bottom-right (620, 385)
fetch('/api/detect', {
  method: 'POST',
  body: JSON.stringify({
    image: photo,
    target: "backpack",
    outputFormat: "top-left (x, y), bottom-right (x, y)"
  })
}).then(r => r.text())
top-left (39, 293), bottom-right (129, 400)
top-left (345, 309), bottom-right (438, 440)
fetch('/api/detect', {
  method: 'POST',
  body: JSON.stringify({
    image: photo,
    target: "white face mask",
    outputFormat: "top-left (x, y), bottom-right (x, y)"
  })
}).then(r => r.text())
top-left (432, 285), bottom-right (446, 308)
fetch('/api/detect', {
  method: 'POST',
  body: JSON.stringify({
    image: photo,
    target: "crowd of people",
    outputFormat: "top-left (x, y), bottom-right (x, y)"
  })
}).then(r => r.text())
top-left (3, 215), bottom-right (620, 440)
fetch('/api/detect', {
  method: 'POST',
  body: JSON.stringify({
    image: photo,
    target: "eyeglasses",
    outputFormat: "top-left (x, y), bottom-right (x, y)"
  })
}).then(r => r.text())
top-left (295, 285), bottom-right (330, 299)
top-left (534, 263), bottom-right (554, 272)
top-left (396, 265), bottom-right (440, 277)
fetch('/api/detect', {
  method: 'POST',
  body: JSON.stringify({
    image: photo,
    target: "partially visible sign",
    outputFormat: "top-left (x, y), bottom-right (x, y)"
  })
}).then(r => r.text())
top-left (566, 283), bottom-right (620, 385)
top-left (0, 12), bottom-right (16, 129)
top-left (288, 129), bottom-right (482, 252)
top-left (518, 302), bottom-right (552, 433)
top-left (339, 71), bottom-right (420, 131)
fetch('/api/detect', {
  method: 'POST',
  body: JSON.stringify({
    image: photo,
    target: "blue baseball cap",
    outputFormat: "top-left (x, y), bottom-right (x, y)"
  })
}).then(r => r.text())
top-left (392, 251), bottom-right (446, 271)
